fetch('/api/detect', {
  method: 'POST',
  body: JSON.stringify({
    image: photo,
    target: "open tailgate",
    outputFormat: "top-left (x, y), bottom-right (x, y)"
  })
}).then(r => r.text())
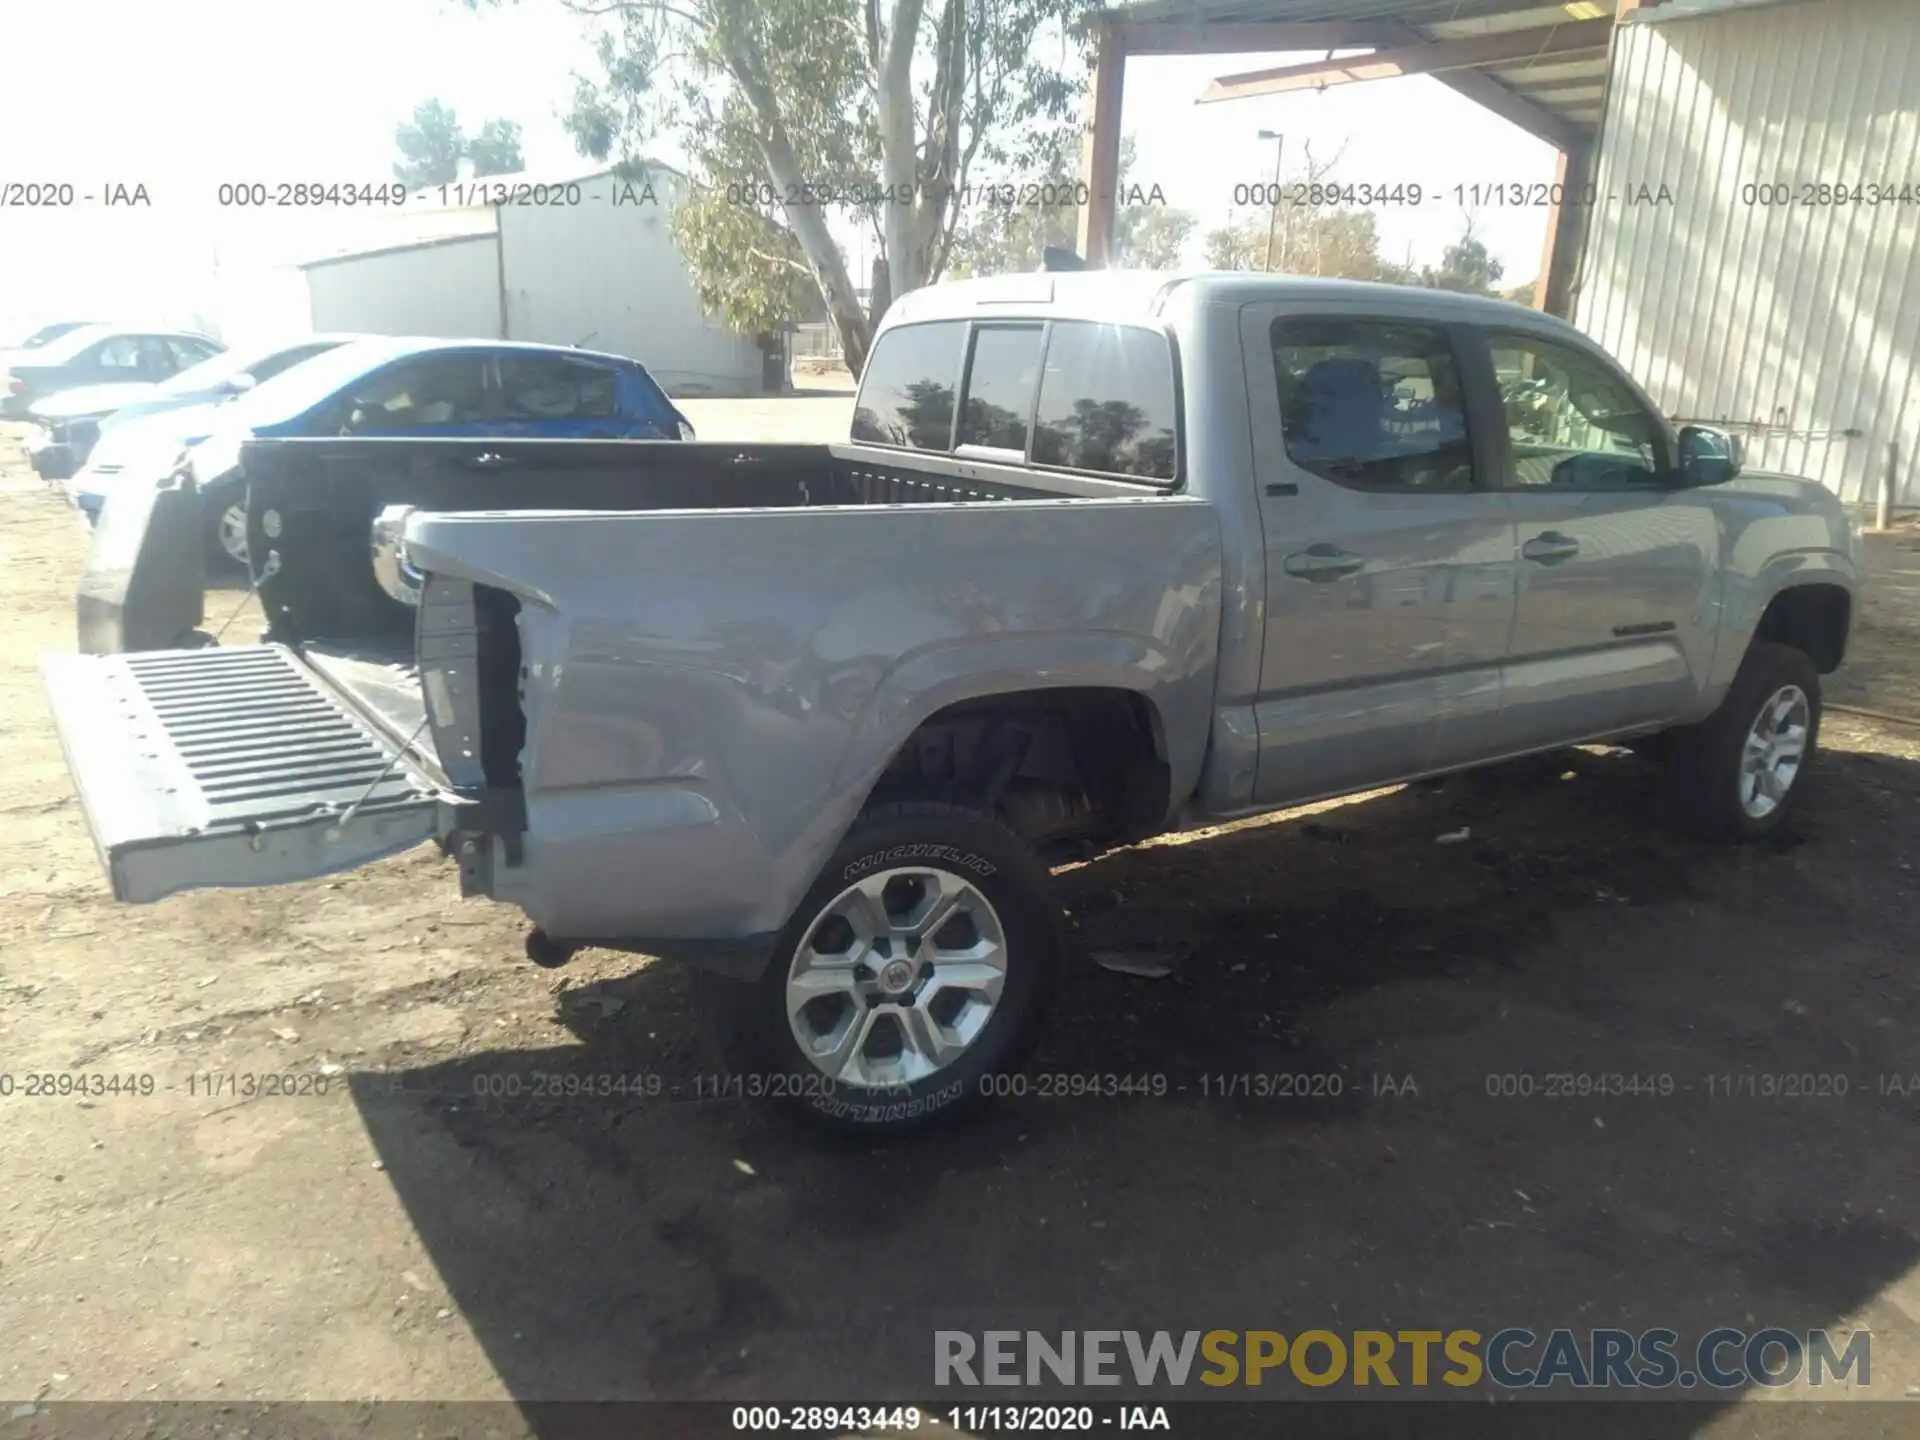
top-left (42, 644), bottom-right (443, 903)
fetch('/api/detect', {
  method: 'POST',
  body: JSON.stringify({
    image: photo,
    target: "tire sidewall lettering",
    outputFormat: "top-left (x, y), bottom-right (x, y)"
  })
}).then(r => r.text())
top-left (842, 843), bottom-right (997, 881)
top-left (806, 1078), bottom-right (967, 1124)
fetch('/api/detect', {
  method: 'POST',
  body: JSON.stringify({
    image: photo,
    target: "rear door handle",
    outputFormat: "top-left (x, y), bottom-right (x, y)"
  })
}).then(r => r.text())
top-left (1283, 544), bottom-right (1366, 582)
top-left (1522, 531), bottom-right (1580, 564)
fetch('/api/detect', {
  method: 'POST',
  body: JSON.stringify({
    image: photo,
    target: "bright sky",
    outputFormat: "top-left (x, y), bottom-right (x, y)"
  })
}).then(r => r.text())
top-left (0, 0), bottom-right (1558, 343)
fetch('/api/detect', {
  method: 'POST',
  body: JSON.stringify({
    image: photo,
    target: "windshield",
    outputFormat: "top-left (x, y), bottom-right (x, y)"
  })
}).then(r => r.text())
top-left (155, 346), bottom-right (271, 395)
top-left (153, 339), bottom-right (345, 397)
top-left (21, 321), bottom-right (94, 350)
top-left (24, 325), bottom-right (117, 364)
top-left (220, 340), bottom-right (410, 429)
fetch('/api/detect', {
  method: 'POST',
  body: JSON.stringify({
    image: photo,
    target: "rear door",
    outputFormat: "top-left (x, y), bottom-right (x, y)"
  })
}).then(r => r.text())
top-left (1242, 305), bottom-right (1516, 804)
top-left (42, 644), bottom-right (442, 903)
top-left (1472, 327), bottom-right (1718, 751)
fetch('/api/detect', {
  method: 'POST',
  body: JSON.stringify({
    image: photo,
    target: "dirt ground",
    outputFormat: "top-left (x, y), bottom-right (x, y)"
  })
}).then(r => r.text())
top-left (4, 418), bottom-right (1920, 1435)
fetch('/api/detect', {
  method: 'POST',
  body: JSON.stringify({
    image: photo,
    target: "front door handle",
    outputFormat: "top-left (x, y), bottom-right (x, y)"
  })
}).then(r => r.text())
top-left (1522, 531), bottom-right (1581, 565)
top-left (1283, 544), bottom-right (1366, 581)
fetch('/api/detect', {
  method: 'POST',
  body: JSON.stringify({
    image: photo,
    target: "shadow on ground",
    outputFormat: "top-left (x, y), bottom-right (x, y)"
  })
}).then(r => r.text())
top-left (351, 744), bottom-right (1920, 1428)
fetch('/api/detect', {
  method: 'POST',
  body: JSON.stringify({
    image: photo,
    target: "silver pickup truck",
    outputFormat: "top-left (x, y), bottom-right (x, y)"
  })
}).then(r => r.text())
top-left (44, 272), bottom-right (1865, 1131)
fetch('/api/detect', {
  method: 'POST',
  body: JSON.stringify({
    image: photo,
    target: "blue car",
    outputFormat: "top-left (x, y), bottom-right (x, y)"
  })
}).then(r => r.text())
top-left (81, 336), bottom-right (694, 567)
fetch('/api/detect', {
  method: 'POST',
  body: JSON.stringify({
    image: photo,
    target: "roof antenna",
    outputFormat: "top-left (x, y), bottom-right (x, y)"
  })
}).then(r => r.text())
top-left (1042, 246), bottom-right (1087, 272)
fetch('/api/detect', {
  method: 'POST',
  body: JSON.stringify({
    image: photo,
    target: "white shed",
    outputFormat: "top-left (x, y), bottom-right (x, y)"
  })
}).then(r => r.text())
top-left (1574, 0), bottom-right (1920, 509)
top-left (297, 166), bottom-right (771, 396)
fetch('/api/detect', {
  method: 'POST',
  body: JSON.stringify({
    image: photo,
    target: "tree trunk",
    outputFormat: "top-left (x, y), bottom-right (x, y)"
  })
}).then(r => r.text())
top-left (725, 43), bottom-right (874, 373)
top-left (869, 256), bottom-right (892, 334)
top-left (875, 0), bottom-right (929, 297)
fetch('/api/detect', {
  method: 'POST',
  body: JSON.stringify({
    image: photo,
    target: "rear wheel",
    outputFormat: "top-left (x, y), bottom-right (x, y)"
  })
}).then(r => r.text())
top-left (1667, 641), bottom-right (1821, 841)
top-left (724, 800), bottom-right (1060, 1134)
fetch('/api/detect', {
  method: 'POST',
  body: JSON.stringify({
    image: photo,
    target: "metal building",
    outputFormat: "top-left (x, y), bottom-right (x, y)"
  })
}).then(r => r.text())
top-left (1082, 0), bottom-right (1918, 507)
top-left (1575, 0), bottom-right (1919, 508)
top-left (297, 165), bottom-right (771, 397)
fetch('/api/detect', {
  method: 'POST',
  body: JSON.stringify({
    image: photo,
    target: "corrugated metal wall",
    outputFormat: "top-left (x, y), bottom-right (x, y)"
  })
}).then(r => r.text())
top-left (305, 235), bottom-right (504, 340)
top-left (500, 174), bottom-right (764, 397)
top-left (1575, 0), bottom-right (1920, 505)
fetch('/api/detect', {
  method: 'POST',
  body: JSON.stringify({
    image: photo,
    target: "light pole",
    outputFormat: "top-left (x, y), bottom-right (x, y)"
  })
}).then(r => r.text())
top-left (1258, 129), bottom-right (1284, 272)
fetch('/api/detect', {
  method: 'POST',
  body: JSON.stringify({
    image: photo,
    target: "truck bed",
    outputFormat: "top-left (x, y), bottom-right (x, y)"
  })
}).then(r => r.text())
top-left (240, 437), bottom-right (1074, 649)
top-left (55, 435), bottom-right (1219, 912)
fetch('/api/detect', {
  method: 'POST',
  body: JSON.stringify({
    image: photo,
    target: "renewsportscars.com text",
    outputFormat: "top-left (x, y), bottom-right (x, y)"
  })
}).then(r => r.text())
top-left (934, 1328), bottom-right (1871, 1391)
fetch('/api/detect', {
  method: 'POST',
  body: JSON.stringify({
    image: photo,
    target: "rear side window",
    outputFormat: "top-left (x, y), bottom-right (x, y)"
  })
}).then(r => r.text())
top-left (1031, 322), bottom-right (1177, 481)
top-left (167, 337), bottom-right (220, 368)
top-left (852, 321), bottom-right (965, 450)
top-left (957, 325), bottom-right (1045, 453)
top-left (344, 354), bottom-right (489, 430)
top-left (1270, 318), bottom-right (1473, 492)
top-left (498, 354), bottom-right (620, 421)
top-left (93, 337), bottom-right (142, 370)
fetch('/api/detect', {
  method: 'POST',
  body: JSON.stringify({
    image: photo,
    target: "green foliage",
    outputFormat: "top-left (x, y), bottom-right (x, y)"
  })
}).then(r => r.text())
top-left (943, 121), bottom-right (1081, 278)
top-left (393, 100), bottom-right (466, 188)
top-left (467, 118), bottom-right (525, 178)
top-left (1115, 203), bottom-right (1196, 270)
top-left (393, 99), bottom-right (526, 186)
top-left (1204, 207), bottom-right (1404, 282)
top-left (1423, 230), bottom-right (1505, 295)
top-left (470, 0), bottom-right (1094, 369)
top-left (664, 120), bottom-right (815, 338)
top-left (946, 132), bottom-right (1200, 277)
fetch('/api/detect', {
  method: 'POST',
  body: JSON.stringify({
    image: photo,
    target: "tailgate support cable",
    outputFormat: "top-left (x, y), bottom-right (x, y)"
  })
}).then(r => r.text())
top-left (328, 713), bottom-right (434, 839)
top-left (211, 551), bottom-right (283, 643)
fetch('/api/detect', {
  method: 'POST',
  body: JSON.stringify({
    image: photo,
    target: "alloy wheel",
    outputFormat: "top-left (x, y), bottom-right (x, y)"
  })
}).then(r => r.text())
top-left (1739, 684), bottom-right (1810, 819)
top-left (785, 866), bottom-right (1007, 1089)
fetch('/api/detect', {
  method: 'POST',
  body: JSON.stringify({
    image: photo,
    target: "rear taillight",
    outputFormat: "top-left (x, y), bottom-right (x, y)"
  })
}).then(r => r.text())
top-left (677, 419), bottom-right (696, 440)
top-left (6, 377), bottom-right (23, 394)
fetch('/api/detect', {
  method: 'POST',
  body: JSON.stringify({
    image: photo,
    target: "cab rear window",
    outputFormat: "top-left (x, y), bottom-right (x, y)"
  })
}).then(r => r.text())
top-left (855, 316), bottom-right (1178, 482)
top-left (1031, 322), bottom-right (1178, 482)
top-left (851, 321), bottom-right (966, 450)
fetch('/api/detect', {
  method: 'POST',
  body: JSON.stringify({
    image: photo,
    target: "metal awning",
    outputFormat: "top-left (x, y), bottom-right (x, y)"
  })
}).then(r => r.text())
top-left (1106, 0), bottom-right (1631, 148)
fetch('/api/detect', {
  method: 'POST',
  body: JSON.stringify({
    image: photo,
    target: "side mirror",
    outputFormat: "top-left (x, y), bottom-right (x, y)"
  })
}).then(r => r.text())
top-left (222, 372), bottom-right (257, 396)
top-left (1677, 424), bottom-right (1742, 487)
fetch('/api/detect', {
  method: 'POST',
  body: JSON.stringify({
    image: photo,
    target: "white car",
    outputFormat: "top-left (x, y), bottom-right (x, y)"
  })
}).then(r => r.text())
top-left (66, 405), bottom-right (226, 525)
top-left (30, 334), bottom-right (360, 479)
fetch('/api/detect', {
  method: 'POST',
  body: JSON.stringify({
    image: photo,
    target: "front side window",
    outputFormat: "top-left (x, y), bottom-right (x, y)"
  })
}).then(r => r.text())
top-left (957, 325), bottom-right (1045, 453)
top-left (1489, 332), bottom-right (1668, 489)
top-left (136, 338), bottom-right (178, 377)
top-left (92, 337), bottom-right (142, 370)
top-left (343, 354), bottom-right (489, 430)
top-left (1271, 318), bottom-right (1473, 492)
top-left (852, 321), bottom-right (966, 451)
top-left (1030, 322), bottom-right (1178, 481)
top-left (497, 355), bottom-right (620, 422)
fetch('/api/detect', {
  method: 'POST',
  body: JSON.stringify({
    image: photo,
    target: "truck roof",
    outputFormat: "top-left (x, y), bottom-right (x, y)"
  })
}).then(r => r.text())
top-left (883, 269), bottom-right (1584, 338)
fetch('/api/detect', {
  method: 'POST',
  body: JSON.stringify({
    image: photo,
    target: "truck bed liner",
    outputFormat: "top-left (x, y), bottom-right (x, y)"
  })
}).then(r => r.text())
top-left (42, 644), bottom-right (441, 903)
